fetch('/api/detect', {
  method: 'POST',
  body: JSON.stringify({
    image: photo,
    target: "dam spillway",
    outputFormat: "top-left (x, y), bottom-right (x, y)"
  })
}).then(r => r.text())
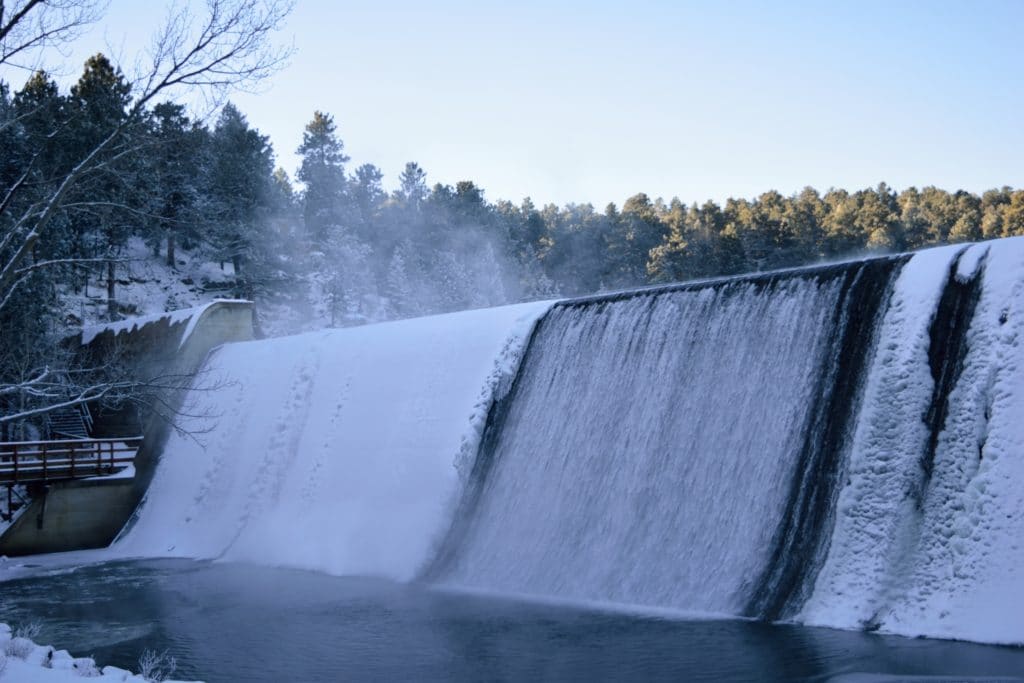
top-left (115, 238), bottom-right (1024, 646)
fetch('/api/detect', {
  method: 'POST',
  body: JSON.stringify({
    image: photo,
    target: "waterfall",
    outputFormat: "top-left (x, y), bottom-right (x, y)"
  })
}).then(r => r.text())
top-left (425, 259), bottom-right (905, 617)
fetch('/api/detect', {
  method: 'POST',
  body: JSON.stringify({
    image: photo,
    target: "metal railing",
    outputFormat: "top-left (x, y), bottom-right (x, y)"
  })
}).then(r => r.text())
top-left (0, 437), bottom-right (142, 485)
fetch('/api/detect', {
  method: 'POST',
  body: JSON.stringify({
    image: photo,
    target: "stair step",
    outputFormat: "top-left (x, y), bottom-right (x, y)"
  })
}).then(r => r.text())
top-left (47, 406), bottom-right (90, 439)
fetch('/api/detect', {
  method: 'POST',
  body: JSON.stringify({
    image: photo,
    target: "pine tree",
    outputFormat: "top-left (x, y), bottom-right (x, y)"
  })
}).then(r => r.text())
top-left (384, 242), bottom-right (416, 318)
top-left (857, 182), bottom-right (902, 251)
top-left (68, 54), bottom-right (133, 319)
top-left (350, 162), bottom-right (384, 244)
top-left (396, 162), bottom-right (427, 205)
top-left (981, 187), bottom-right (1012, 238)
top-left (297, 111), bottom-right (349, 247)
top-left (148, 102), bottom-right (205, 267)
top-left (206, 102), bottom-right (276, 295)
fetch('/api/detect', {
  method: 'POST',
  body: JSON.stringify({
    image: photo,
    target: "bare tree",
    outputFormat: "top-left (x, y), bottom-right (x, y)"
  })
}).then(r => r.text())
top-left (0, 0), bottom-right (293, 299)
top-left (0, 353), bottom-right (230, 440)
top-left (0, 0), bottom-right (104, 71)
top-left (0, 0), bottom-right (291, 427)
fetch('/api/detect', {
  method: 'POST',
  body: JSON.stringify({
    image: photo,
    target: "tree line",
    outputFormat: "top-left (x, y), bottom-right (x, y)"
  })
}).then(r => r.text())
top-left (3, 44), bottom-right (1024, 436)
top-left (5, 54), bottom-right (1024, 339)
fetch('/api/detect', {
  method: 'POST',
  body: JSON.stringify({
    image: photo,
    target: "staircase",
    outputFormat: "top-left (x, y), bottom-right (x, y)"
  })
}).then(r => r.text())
top-left (46, 404), bottom-right (92, 439)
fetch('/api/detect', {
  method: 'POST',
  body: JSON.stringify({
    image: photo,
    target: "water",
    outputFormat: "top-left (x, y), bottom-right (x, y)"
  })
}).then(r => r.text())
top-left (1, 560), bottom-right (1022, 682)
top-left (430, 262), bottom-right (903, 618)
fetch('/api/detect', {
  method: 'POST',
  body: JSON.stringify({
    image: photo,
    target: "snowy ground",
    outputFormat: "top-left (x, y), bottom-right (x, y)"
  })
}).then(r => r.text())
top-left (58, 238), bottom-right (238, 332)
top-left (58, 236), bottom-right (406, 339)
top-left (0, 622), bottom-right (197, 682)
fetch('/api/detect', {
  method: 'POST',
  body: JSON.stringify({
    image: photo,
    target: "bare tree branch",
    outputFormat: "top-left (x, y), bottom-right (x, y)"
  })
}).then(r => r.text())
top-left (0, 0), bottom-right (292, 293)
top-left (0, 0), bottom-right (106, 70)
top-left (0, 0), bottom-right (289, 438)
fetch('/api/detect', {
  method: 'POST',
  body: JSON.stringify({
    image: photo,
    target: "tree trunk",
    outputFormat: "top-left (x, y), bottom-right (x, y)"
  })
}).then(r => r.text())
top-left (107, 260), bottom-right (117, 321)
top-left (167, 233), bottom-right (176, 268)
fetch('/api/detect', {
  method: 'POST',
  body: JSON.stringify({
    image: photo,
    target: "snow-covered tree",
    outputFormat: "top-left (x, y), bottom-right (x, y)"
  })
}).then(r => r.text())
top-left (0, 0), bottom-right (292, 429)
top-left (297, 110), bottom-right (348, 248)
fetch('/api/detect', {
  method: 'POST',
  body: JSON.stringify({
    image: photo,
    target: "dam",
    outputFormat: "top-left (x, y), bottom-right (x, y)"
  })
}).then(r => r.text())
top-left (4, 239), bottom-right (1024, 680)
top-left (104, 238), bottom-right (1024, 647)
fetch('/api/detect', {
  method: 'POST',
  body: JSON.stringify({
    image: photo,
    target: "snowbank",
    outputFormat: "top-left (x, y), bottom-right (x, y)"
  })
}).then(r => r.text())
top-left (113, 300), bottom-right (552, 580)
top-left (0, 622), bottom-right (197, 682)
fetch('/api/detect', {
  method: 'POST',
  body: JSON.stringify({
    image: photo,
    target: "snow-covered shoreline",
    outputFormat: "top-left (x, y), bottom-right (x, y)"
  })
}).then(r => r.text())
top-left (0, 622), bottom-right (198, 682)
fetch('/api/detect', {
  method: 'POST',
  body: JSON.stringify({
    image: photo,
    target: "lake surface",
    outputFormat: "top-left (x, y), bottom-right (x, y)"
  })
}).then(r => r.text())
top-left (0, 559), bottom-right (1022, 682)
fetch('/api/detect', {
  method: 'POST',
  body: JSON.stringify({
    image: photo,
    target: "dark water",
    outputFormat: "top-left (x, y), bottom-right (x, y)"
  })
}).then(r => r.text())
top-left (0, 560), bottom-right (1022, 682)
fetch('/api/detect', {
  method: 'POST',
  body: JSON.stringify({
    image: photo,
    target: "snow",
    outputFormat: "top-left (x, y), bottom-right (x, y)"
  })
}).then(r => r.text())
top-left (59, 237), bottom-right (238, 334)
top-left (955, 242), bottom-right (989, 282)
top-left (80, 299), bottom-right (248, 347)
top-left (81, 307), bottom-right (195, 346)
top-left (112, 300), bottom-right (553, 580)
top-left (880, 237), bottom-right (1024, 644)
top-left (801, 245), bottom-right (962, 628)
top-left (86, 464), bottom-right (135, 481)
top-left (802, 237), bottom-right (1024, 645)
top-left (0, 622), bottom-right (198, 682)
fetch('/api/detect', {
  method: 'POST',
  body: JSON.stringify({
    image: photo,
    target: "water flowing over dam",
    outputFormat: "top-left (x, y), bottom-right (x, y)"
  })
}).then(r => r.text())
top-left (425, 257), bottom-right (902, 621)
top-left (116, 238), bottom-right (1024, 646)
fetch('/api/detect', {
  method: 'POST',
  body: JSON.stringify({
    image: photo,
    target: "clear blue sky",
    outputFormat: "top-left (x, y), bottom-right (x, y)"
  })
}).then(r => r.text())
top-left (11, 0), bottom-right (1024, 207)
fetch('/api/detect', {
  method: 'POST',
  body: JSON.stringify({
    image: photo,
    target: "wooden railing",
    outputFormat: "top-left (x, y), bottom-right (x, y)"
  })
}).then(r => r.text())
top-left (0, 437), bottom-right (142, 485)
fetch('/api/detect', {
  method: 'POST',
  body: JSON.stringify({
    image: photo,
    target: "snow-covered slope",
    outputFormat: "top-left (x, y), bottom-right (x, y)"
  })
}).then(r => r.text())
top-left (113, 301), bottom-right (552, 580)
top-left (60, 238), bottom-right (240, 332)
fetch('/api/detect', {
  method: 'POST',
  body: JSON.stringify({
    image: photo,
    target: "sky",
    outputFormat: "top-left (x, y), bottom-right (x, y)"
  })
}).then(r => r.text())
top-left (5, 0), bottom-right (1023, 208)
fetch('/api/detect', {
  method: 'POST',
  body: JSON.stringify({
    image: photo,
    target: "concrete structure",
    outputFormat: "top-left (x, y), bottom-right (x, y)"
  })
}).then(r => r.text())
top-left (0, 478), bottom-right (137, 555)
top-left (0, 300), bottom-right (253, 556)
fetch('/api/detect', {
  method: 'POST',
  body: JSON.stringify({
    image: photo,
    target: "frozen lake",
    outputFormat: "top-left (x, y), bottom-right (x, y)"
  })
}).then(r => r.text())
top-left (0, 560), bottom-right (1022, 682)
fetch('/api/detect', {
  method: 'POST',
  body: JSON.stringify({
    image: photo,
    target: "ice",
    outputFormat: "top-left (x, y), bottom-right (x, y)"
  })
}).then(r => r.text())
top-left (800, 245), bottom-right (963, 628)
top-left (879, 237), bottom-right (1024, 644)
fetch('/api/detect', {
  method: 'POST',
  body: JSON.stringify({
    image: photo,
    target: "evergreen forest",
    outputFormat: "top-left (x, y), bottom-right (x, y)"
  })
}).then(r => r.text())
top-left (2, 54), bottom-right (1023, 427)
